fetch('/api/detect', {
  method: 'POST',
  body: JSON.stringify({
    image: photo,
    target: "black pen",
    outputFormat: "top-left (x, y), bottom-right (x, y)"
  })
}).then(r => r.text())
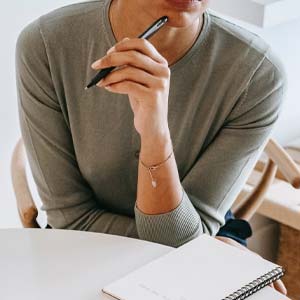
top-left (85, 16), bottom-right (169, 90)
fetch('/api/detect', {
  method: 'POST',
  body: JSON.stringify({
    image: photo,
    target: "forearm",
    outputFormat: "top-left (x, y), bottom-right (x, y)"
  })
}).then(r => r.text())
top-left (136, 129), bottom-right (182, 214)
top-left (92, 37), bottom-right (202, 246)
top-left (134, 129), bottom-right (202, 247)
top-left (51, 204), bottom-right (138, 238)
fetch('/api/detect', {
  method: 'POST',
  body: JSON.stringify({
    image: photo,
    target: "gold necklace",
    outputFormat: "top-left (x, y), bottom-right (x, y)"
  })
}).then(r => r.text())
top-left (109, 0), bottom-right (119, 42)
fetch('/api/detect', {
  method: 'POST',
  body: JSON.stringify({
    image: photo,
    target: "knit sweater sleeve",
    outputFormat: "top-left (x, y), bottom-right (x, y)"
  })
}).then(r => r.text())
top-left (134, 53), bottom-right (287, 248)
top-left (15, 19), bottom-right (139, 238)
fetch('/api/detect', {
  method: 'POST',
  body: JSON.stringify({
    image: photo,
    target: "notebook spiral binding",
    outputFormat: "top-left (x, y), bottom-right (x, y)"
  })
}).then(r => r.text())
top-left (222, 266), bottom-right (285, 300)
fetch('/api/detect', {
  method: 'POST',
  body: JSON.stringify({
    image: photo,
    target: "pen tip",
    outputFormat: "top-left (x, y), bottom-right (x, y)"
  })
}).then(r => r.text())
top-left (84, 86), bottom-right (88, 90)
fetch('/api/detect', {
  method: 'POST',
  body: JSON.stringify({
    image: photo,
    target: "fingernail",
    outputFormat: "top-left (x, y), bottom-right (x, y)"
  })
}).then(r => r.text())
top-left (97, 79), bottom-right (104, 87)
top-left (107, 47), bottom-right (115, 54)
top-left (91, 59), bottom-right (101, 68)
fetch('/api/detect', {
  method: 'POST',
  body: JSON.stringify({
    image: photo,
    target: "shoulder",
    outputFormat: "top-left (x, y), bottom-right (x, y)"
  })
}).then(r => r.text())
top-left (207, 11), bottom-right (287, 95)
top-left (209, 13), bottom-right (269, 55)
top-left (38, 0), bottom-right (104, 35)
top-left (202, 13), bottom-right (287, 125)
top-left (16, 0), bottom-right (104, 55)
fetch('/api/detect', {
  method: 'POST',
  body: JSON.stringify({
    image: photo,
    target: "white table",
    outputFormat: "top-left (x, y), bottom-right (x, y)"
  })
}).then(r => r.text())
top-left (0, 229), bottom-right (172, 300)
top-left (0, 229), bottom-right (289, 300)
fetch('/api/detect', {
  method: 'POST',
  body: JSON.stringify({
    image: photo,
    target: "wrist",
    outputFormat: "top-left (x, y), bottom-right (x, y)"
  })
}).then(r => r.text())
top-left (140, 129), bottom-right (173, 166)
top-left (140, 125), bottom-right (171, 148)
top-left (140, 123), bottom-right (170, 141)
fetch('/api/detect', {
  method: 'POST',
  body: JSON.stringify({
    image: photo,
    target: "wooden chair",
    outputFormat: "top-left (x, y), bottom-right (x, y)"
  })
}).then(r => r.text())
top-left (233, 138), bottom-right (300, 221)
top-left (11, 138), bottom-right (40, 228)
top-left (11, 137), bottom-right (300, 227)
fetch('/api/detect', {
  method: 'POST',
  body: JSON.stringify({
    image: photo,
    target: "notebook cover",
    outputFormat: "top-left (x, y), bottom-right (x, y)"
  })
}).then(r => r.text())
top-left (102, 234), bottom-right (284, 300)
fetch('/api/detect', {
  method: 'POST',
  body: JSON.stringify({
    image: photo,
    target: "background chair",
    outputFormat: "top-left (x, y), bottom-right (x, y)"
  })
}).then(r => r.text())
top-left (11, 138), bottom-right (40, 228)
top-left (232, 138), bottom-right (300, 300)
top-left (232, 138), bottom-right (300, 221)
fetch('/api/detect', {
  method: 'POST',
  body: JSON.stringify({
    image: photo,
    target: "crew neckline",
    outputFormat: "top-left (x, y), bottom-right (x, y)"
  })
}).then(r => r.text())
top-left (101, 0), bottom-right (211, 72)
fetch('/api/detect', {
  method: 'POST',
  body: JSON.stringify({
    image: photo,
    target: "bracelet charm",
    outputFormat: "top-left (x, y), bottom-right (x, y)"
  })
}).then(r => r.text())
top-left (139, 150), bottom-right (173, 188)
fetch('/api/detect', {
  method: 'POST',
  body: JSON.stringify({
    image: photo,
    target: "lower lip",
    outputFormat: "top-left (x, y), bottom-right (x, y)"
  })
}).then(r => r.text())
top-left (165, 0), bottom-right (200, 10)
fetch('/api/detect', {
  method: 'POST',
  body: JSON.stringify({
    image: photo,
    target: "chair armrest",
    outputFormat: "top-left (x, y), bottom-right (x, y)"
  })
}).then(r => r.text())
top-left (265, 139), bottom-right (300, 188)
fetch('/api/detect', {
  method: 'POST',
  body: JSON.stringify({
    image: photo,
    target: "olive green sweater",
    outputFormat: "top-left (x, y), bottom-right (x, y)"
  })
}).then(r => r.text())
top-left (15, 0), bottom-right (286, 247)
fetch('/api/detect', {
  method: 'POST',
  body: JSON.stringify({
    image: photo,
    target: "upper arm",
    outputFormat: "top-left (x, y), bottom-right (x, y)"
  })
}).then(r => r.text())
top-left (15, 19), bottom-right (100, 228)
top-left (181, 53), bottom-right (287, 235)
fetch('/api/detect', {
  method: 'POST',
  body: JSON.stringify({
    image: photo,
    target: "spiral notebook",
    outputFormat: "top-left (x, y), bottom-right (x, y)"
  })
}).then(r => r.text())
top-left (102, 234), bottom-right (285, 300)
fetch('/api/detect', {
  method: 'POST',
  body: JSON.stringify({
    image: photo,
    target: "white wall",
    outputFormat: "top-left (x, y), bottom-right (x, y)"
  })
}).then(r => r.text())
top-left (0, 1), bottom-right (81, 228)
top-left (255, 19), bottom-right (300, 142)
top-left (0, 1), bottom-right (299, 228)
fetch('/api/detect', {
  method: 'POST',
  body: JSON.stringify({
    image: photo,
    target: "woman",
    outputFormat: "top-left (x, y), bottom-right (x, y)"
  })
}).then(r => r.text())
top-left (16, 0), bottom-right (286, 292)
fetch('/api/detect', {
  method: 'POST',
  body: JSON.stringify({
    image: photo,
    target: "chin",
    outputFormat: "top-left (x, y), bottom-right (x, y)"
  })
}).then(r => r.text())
top-left (136, 0), bottom-right (207, 28)
top-left (164, 11), bottom-right (202, 28)
top-left (153, 0), bottom-right (207, 28)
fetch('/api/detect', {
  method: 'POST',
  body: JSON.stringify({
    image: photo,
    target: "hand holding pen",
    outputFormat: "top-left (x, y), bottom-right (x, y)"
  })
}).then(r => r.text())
top-left (86, 16), bottom-right (171, 141)
top-left (85, 16), bottom-right (168, 89)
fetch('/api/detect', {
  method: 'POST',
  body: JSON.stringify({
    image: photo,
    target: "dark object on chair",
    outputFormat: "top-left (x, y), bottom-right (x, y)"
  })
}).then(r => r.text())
top-left (216, 210), bottom-right (252, 246)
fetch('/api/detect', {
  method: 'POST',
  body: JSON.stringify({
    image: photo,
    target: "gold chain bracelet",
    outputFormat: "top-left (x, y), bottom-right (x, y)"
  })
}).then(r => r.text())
top-left (139, 150), bottom-right (173, 188)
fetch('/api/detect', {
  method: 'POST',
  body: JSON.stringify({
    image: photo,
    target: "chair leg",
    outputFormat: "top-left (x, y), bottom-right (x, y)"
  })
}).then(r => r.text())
top-left (233, 159), bottom-right (277, 221)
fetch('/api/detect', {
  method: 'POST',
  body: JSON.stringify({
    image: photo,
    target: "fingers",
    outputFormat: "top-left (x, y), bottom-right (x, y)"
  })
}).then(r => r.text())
top-left (97, 65), bottom-right (158, 89)
top-left (92, 50), bottom-right (169, 77)
top-left (214, 237), bottom-right (288, 296)
top-left (97, 65), bottom-right (168, 101)
top-left (107, 37), bottom-right (168, 65)
top-left (104, 80), bottom-right (149, 99)
top-left (273, 279), bottom-right (287, 295)
top-left (90, 37), bottom-right (170, 100)
top-left (215, 236), bottom-right (248, 251)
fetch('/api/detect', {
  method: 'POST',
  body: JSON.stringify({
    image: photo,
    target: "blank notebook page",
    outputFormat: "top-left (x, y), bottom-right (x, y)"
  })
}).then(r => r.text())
top-left (102, 234), bottom-right (281, 300)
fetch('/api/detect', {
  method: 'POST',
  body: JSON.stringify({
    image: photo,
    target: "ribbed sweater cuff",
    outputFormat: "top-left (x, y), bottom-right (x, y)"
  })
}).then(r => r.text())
top-left (134, 187), bottom-right (202, 248)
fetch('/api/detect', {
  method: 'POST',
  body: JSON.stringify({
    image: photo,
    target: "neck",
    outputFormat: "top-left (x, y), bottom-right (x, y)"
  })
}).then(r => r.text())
top-left (109, 0), bottom-right (204, 66)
